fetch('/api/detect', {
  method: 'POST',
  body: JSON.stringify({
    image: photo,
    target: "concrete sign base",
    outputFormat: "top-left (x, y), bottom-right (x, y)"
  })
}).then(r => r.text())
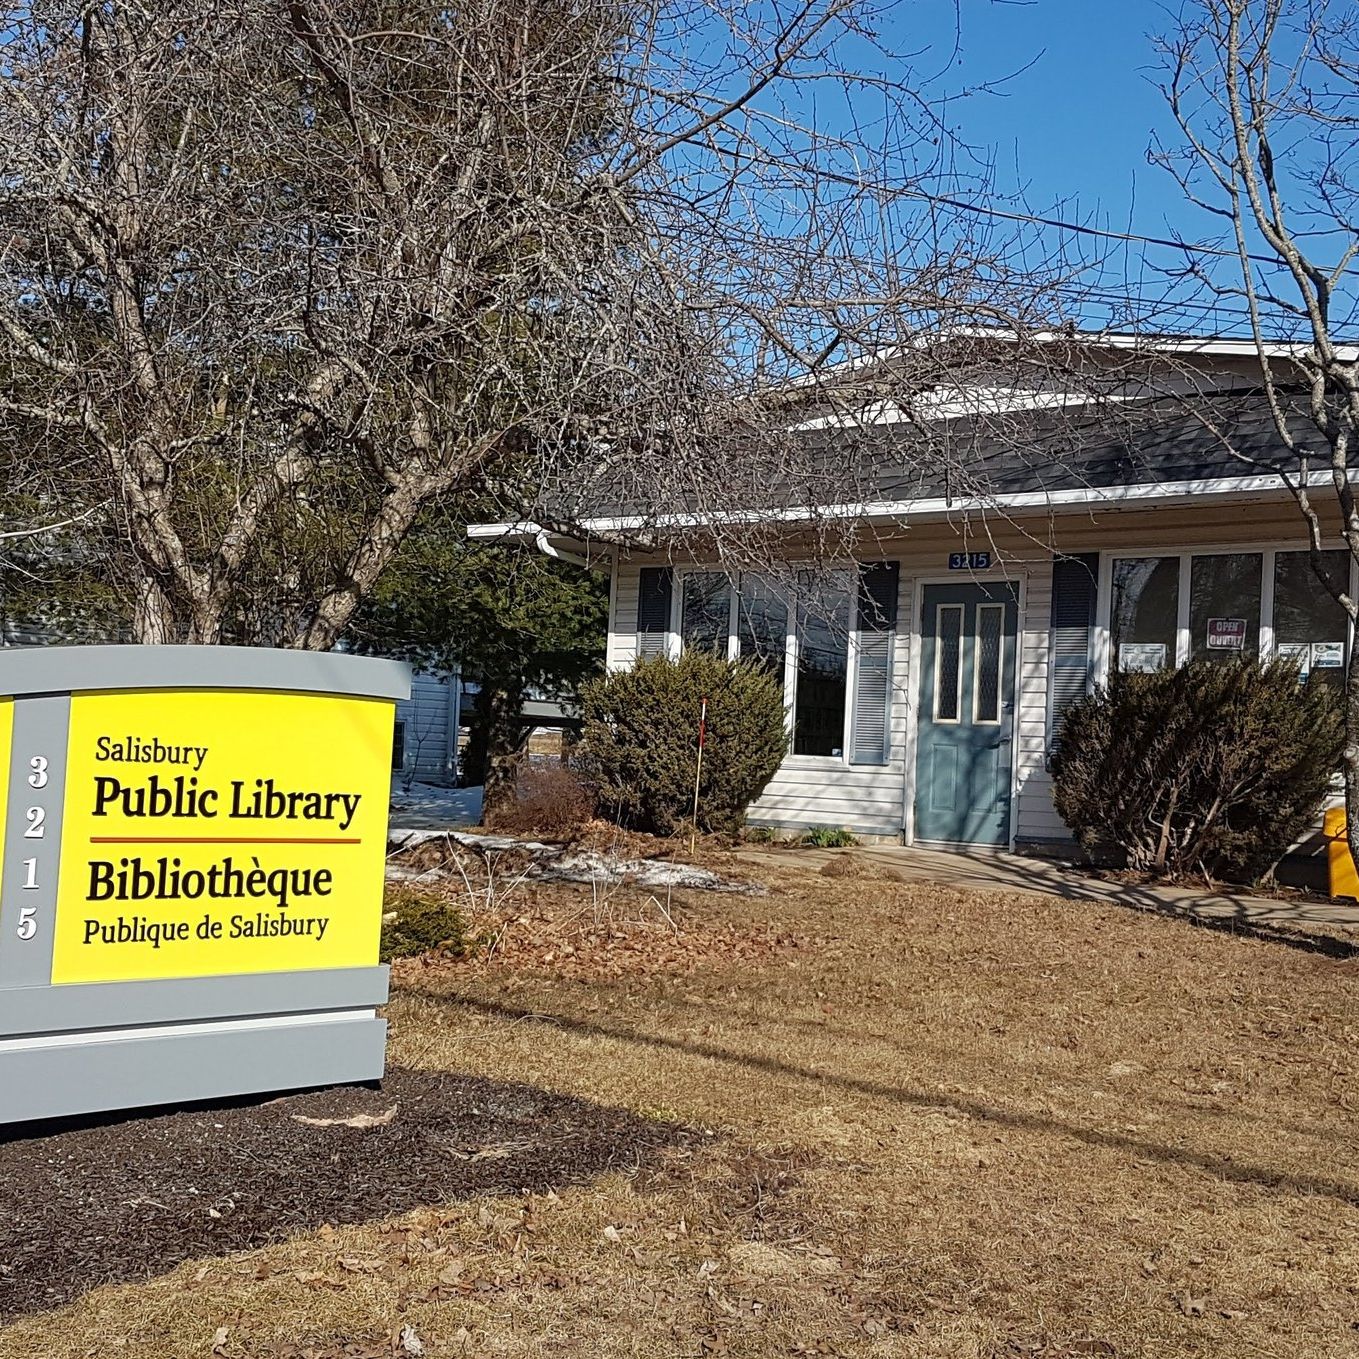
top-left (0, 646), bottom-right (409, 1125)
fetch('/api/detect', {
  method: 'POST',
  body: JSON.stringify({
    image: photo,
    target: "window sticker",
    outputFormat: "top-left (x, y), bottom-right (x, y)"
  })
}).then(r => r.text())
top-left (1117, 642), bottom-right (1166, 673)
top-left (1277, 641), bottom-right (1311, 676)
top-left (1312, 641), bottom-right (1345, 670)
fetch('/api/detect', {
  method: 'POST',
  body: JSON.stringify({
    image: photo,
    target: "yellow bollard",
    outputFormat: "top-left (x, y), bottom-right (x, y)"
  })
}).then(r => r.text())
top-left (1325, 807), bottom-right (1359, 900)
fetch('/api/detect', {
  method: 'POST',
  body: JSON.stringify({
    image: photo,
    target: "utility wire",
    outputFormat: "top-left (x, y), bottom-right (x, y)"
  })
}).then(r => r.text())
top-left (902, 187), bottom-right (1283, 266)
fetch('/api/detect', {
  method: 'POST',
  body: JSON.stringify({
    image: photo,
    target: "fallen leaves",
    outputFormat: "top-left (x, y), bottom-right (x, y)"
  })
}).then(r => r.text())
top-left (389, 879), bottom-right (812, 984)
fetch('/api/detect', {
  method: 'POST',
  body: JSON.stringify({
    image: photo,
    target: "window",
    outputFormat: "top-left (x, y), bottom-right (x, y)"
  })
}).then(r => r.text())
top-left (1274, 549), bottom-right (1350, 689)
top-left (934, 604), bottom-right (963, 722)
top-left (1111, 557), bottom-right (1179, 672)
top-left (680, 572), bottom-right (731, 655)
top-left (674, 567), bottom-right (886, 762)
top-left (974, 603), bottom-right (1004, 722)
top-left (1190, 553), bottom-right (1261, 662)
top-left (737, 574), bottom-right (789, 688)
top-left (1106, 547), bottom-right (1353, 679)
top-left (793, 571), bottom-right (852, 756)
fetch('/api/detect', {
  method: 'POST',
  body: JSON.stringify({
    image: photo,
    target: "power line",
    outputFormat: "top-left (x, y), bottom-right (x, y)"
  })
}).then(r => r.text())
top-left (903, 187), bottom-right (1283, 266)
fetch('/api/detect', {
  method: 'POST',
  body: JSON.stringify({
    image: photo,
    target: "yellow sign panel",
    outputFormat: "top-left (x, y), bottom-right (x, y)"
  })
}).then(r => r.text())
top-left (53, 689), bottom-right (393, 984)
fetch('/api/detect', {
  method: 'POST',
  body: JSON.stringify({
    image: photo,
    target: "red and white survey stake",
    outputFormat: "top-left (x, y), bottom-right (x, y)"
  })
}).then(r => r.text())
top-left (690, 696), bottom-right (708, 854)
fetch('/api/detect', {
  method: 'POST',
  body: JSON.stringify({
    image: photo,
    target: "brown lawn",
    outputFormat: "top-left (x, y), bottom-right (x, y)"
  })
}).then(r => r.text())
top-left (4, 852), bottom-right (1359, 1359)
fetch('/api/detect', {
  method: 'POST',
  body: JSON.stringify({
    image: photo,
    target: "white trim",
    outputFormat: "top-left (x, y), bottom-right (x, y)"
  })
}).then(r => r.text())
top-left (1093, 553), bottom-right (1114, 684)
top-left (673, 565), bottom-right (863, 765)
top-left (1174, 552), bottom-right (1191, 667)
top-left (1259, 553), bottom-right (1276, 658)
top-left (776, 327), bottom-right (1356, 395)
top-left (902, 574), bottom-right (920, 846)
top-left (468, 471), bottom-right (1343, 543)
top-left (843, 612), bottom-right (861, 762)
top-left (1351, 556), bottom-right (1357, 662)
top-left (973, 602), bottom-right (1006, 725)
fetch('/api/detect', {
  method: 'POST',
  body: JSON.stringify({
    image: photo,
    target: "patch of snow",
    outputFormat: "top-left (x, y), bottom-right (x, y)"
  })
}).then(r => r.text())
top-left (388, 827), bottom-right (556, 854)
top-left (385, 826), bottom-right (762, 895)
top-left (537, 850), bottom-right (751, 893)
top-left (389, 778), bottom-right (482, 829)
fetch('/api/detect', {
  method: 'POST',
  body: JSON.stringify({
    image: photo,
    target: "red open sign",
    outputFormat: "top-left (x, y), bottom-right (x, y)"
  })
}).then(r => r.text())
top-left (1206, 617), bottom-right (1247, 649)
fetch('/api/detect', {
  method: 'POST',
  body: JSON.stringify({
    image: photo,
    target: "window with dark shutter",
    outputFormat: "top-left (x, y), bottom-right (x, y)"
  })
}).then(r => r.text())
top-left (850, 562), bottom-right (899, 765)
top-left (1048, 554), bottom-right (1098, 748)
top-left (636, 566), bottom-right (673, 658)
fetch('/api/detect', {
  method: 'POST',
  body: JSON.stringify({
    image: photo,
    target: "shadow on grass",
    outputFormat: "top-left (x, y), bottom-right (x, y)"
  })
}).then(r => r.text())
top-left (874, 848), bottom-right (1359, 961)
top-left (441, 991), bottom-right (1359, 1209)
top-left (0, 1067), bottom-right (693, 1322)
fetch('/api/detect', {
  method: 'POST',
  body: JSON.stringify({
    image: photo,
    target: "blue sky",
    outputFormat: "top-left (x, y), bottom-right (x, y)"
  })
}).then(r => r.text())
top-left (897, 0), bottom-right (1246, 332)
top-left (912, 0), bottom-right (1183, 242)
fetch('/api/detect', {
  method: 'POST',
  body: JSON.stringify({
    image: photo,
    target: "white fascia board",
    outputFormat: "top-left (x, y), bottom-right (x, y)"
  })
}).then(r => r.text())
top-left (468, 520), bottom-right (546, 540)
top-left (468, 468), bottom-right (1335, 543)
top-left (781, 328), bottom-right (1357, 392)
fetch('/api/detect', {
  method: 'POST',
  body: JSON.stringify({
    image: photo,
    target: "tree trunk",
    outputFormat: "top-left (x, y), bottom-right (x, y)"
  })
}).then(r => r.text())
top-left (475, 682), bottom-right (528, 826)
top-left (1343, 642), bottom-right (1359, 873)
top-left (131, 578), bottom-right (177, 644)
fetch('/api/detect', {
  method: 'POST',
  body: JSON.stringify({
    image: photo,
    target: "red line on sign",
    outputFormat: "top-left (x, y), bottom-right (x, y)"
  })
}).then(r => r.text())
top-left (88, 836), bottom-right (363, 845)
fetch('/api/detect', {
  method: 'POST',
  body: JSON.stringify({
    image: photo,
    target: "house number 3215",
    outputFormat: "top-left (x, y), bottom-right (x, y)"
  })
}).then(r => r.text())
top-left (17, 753), bottom-right (50, 939)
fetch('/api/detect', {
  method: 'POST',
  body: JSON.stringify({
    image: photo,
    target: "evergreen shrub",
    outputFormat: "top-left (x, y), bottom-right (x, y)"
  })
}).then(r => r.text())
top-left (579, 651), bottom-right (787, 835)
top-left (380, 887), bottom-right (469, 961)
top-left (1050, 657), bottom-right (1343, 881)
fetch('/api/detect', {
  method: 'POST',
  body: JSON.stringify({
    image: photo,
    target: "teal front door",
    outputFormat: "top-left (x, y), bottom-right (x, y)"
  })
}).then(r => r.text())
top-left (914, 581), bottom-right (1018, 846)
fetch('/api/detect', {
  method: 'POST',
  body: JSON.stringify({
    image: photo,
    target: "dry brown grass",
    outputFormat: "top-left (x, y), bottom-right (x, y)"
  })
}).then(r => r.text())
top-left (5, 858), bottom-right (1359, 1358)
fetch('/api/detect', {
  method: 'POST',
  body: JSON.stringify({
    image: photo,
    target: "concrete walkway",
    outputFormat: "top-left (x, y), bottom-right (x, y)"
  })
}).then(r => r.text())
top-left (741, 842), bottom-right (1359, 936)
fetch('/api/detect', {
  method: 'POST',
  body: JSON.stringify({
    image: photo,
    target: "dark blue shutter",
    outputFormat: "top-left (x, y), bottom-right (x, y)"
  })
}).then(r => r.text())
top-left (1048, 554), bottom-right (1098, 748)
top-left (636, 566), bottom-right (673, 659)
top-left (851, 562), bottom-right (899, 765)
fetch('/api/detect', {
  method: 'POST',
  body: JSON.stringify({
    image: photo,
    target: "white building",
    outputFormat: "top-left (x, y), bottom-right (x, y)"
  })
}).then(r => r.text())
top-left (474, 332), bottom-right (1353, 851)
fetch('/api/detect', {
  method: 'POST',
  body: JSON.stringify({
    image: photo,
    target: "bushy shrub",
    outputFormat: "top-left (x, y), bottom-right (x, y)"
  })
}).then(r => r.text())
top-left (579, 651), bottom-right (787, 835)
top-left (1051, 657), bottom-right (1343, 881)
top-left (801, 826), bottom-right (858, 848)
top-left (380, 887), bottom-right (469, 961)
top-left (489, 762), bottom-right (596, 837)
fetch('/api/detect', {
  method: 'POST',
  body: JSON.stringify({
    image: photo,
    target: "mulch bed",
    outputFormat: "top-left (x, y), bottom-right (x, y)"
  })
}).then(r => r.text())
top-left (0, 1067), bottom-right (692, 1321)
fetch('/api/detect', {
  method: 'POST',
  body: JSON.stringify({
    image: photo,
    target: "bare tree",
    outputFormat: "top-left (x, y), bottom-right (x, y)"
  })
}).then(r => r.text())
top-left (1153, 0), bottom-right (1359, 860)
top-left (1, 0), bottom-right (1088, 648)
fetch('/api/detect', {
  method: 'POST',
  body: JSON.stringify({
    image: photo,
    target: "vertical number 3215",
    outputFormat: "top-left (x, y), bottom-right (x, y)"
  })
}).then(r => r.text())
top-left (18, 754), bottom-right (48, 936)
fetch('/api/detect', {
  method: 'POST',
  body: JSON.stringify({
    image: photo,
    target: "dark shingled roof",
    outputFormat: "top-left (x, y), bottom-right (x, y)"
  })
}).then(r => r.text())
top-left (791, 390), bottom-right (1319, 504)
top-left (534, 389), bottom-right (1322, 529)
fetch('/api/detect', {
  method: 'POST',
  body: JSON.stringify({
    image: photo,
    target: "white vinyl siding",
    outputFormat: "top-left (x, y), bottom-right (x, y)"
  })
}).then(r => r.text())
top-left (606, 562), bottom-right (640, 670)
top-left (1013, 562), bottom-right (1067, 845)
top-left (605, 491), bottom-right (1339, 846)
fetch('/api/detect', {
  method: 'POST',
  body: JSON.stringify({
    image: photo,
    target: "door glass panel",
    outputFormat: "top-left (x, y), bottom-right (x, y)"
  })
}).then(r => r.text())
top-left (975, 603), bottom-right (1004, 722)
top-left (1190, 553), bottom-right (1261, 662)
top-left (1274, 549), bottom-right (1350, 689)
top-left (935, 605), bottom-right (963, 721)
top-left (680, 573), bottom-right (731, 654)
top-left (1111, 557), bottom-right (1179, 672)
top-left (737, 574), bottom-right (789, 690)
top-left (793, 570), bottom-right (852, 756)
